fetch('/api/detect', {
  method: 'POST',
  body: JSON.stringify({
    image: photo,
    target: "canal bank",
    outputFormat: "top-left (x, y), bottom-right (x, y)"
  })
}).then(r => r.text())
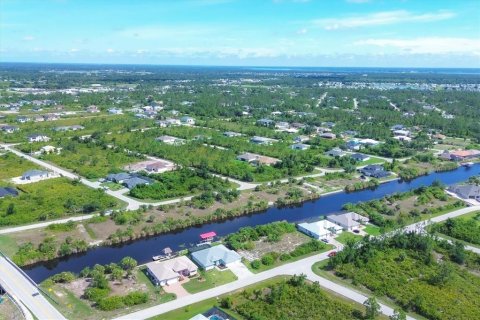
top-left (24, 164), bottom-right (480, 283)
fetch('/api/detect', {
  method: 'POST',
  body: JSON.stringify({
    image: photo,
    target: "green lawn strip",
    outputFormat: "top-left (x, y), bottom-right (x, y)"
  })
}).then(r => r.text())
top-left (335, 232), bottom-right (363, 245)
top-left (364, 225), bottom-right (382, 236)
top-left (0, 152), bottom-right (42, 180)
top-left (311, 260), bottom-right (428, 320)
top-left (246, 244), bottom-right (334, 274)
top-left (356, 157), bottom-right (385, 166)
top-left (182, 269), bottom-right (238, 294)
top-left (0, 234), bottom-right (19, 257)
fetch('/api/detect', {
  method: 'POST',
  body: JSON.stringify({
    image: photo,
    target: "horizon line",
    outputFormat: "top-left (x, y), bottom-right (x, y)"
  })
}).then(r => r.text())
top-left (1, 61), bottom-right (479, 70)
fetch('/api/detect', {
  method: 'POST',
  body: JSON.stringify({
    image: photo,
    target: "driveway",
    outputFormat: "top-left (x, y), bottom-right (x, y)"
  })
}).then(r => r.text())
top-left (227, 261), bottom-right (253, 280)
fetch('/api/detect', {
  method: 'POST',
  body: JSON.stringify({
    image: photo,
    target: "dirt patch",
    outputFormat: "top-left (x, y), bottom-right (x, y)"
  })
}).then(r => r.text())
top-left (65, 278), bottom-right (90, 298)
top-left (64, 276), bottom-right (148, 300)
top-left (238, 232), bottom-right (310, 261)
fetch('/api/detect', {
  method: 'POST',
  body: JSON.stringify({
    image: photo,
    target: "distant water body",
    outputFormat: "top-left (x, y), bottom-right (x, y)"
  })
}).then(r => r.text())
top-left (245, 66), bottom-right (480, 75)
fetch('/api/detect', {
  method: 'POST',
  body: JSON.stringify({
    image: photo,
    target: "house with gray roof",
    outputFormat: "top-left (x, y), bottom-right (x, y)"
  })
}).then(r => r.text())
top-left (448, 184), bottom-right (480, 201)
top-left (325, 147), bottom-right (346, 158)
top-left (21, 170), bottom-right (50, 181)
top-left (0, 187), bottom-right (18, 198)
top-left (190, 244), bottom-right (241, 270)
top-left (327, 212), bottom-right (369, 231)
top-left (123, 176), bottom-right (152, 189)
top-left (106, 172), bottom-right (132, 183)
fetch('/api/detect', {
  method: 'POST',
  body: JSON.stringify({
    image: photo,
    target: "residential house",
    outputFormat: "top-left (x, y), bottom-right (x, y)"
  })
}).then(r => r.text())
top-left (16, 116), bottom-right (30, 123)
top-left (257, 118), bottom-right (275, 127)
top-left (180, 116), bottom-right (195, 125)
top-left (106, 172), bottom-right (132, 184)
top-left (145, 256), bottom-right (198, 286)
top-left (291, 143), bottom-right (310, 150)
top-left (325, 147), bottom-right (346, 158)
top-left (165, 118), bottom-right (182, 126)
top-left (236, 152), bottom-right (280, 166)
top-left (27, 134), bottom-right (50, 143)
top-left (122, 176), bottom-right (152, 189)
top-left (40, 145), bottom-right (61, 154)
top-left (0, 187), bottom-right (19, 198)
top-left (318, 132), bottom-right (336, 139)
top-left (393, 129), bottom-right (411, 137)
top-left (326, 212), bottom-right (369, 231)
top-left (250, 136), bottom-right (277, 145)
top-left (294, 135), bottom-right (310, 143)
top-left (391, 124), bottom-right (405, 131)
top-left (0, 125), bottom-right (19, 133)
top-left (21, 170), bottom-right (51, 181)
top-left (350, 153), bottom-right (370, 162)
top-left (86, 105), bottom-right (100, 113)
top-left (43, 114), bottom-right (60, 121)
top-left (439, 149), bottom-right (480, 162)
top-left (297, 220), bottom-right (343, 240)
top-left (345, 140), bottom-right (361, 151)
top-left (223, 131), bottom-right (242, 138)
top-left (156, 135), bottom-right (184, 145)
top-left (108, 108), bottom-right (123, 115)
top-left (359, 165), bottom-right (390, 178)
top-left (190, 244), bottom-right (241, 270)
top-left (448, 184), bottom-right (480, 201)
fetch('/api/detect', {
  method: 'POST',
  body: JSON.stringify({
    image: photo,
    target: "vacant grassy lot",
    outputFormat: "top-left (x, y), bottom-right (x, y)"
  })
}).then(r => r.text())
top-left (41, 268), bottom-right (175, 320)
top-left (42, 141), bottom-right (144, 179)
top-left (182, 269), bottom-right (237, 294)
top-left (0, 178), bottom-right (121, 226)
top-left (156, 276), bottom-right (375, 320)
top-left (0, 152), bottom-right (41, 180)
top-left (430, 211), bottom-right (480, 247)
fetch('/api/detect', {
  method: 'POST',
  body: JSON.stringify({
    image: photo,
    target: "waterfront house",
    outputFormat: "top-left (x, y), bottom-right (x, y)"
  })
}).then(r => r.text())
top-left (145, 256), bottom-right (198, 286)
top-left (359, 165), bottom-right (390, 178)
top-left (297, 220), bottom-right (343, 240)
top-left (190, 244), bottom-right (241, 270)
top-left (448, 184), bottom-right (480, 201)
top-left (326, 212), bottom-right (369, 231)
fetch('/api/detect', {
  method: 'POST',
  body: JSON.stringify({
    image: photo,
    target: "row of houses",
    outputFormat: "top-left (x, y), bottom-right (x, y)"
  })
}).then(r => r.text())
top-left (145, 244), bottom-right (241, 287)
top-left (439, 149), bottom-right (480, 162)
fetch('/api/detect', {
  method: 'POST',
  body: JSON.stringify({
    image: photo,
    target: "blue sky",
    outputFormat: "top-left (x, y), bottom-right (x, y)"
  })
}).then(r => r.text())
top-left (1, 0), bottom-right (479, 67)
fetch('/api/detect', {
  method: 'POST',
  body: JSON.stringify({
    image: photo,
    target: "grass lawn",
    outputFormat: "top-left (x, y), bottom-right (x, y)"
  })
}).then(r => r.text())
top-left (0, 234), bottom-right (19, 257)
top-left (364, 224), bottom-right (382, 236)
top-left (335, 232), bottom-right (363, 245)
top-left (247, 244), bottom-right (334, 274)
top-left (182, 269), bottom-right (237, 294)
top-left (0, 152), bottom-right (41, 180)
top-left (357, 157), bottom-right (385, 166)
top-left (101, 181), bottom-right (124, 191)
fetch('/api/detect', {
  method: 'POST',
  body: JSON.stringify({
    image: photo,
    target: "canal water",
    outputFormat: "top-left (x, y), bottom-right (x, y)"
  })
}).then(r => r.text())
top-left (24, 164), bottom-right (480, 283)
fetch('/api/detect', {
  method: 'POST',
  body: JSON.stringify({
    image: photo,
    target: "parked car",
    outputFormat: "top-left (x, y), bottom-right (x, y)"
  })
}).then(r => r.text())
top-left (32, 292), bottom-right (40, 297)
top-left (353, 229), bottom-right (360, 234)
top-left (321, 238), bottom-right (329, 243)
top-left (328, 251), bottom-right (337, 257)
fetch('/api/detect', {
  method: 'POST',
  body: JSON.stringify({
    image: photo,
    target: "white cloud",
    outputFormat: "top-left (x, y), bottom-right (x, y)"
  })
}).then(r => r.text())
top-left (297, 28), bottom-right (308, 34)
top-left (23, 35), bottom-right (35, 41)
top-left (69, 48), bottom-right (79, 52)
top-left (119, 25), bottom-right (213, 40)
top-left (314, 10), bottom-right (455, 30)
top-left (106, 48), bottom-right (115, 53)
top-left (355, 37), bottom-right (480, 55)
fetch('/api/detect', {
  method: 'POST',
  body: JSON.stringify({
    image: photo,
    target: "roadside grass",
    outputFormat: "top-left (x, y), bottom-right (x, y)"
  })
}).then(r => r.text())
top-left (0, 152), bottom-right (41, 180)
top-left (357, 157), bottom-right (385, 166)
top-left (0, 235), bottom-right (19, 257)
top-left (153, 275), bottom-right (387, 320)
top-left (182, 269), bottom-right (237, 294)
top-left (335, 232), bottom-right (363, 245)
top-left (364, 224), bottom-right (382, 236)
top-left (246, 244), bottom-right (334, 274)
top-left (311, 260), bottom-right (428, 320)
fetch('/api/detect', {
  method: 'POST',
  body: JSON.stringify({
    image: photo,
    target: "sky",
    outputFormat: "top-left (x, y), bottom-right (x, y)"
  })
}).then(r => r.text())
top-left (1, 0), bottom-right (479, 67)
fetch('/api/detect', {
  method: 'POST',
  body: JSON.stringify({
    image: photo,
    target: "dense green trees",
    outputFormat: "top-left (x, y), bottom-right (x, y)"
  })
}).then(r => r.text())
top-left (431, 213), bottom-right (480, 245)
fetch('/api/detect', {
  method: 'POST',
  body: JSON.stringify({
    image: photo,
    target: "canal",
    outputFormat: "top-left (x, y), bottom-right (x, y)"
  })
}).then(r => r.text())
top-left (24, 164), bottom-right (480, 283)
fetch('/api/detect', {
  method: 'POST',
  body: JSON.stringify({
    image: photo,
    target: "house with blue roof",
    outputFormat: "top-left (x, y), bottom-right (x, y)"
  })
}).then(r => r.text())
top-left (190, 244), bottom-right (241, 270)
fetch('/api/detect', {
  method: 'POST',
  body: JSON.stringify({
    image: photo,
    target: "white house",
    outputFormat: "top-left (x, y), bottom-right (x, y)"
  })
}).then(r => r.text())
top-left (28, 134), bottom-right (50, 143)
top-left (297, 220), bottom-right (343, 240)
top-left (21, 170), bottom-right (51, 182)
top-left (326, 212), bottom-right (369, 231)
top-left (190, 245), bottom-right (241, 270)
top-left (108, 108), bottom-right (123, 115)
top-left (291, 143), bottom-right (310, 150)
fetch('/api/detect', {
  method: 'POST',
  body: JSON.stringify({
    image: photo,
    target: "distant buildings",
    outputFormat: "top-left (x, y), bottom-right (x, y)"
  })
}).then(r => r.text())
top-left (291, 143), bottom-right (310, 151)
top-left (27, 134), bottom-right (50, 143)
top-left (257, 118), bottom-right (275, 127)
top-left (325, 147), bottom-right (346, 158)
top-left (439, 150), bottom-right (480, 161)
top-left (0, 187), bottom-right (19, 198)
top-left (180, 116), bottom-right (195, 125)
top-left (0, 125), bottom-right (19, 133)
top-left (350, 153), bottom-right (370, 162)
top-left (250, 136), bottom-right (277, 145)
top-left (155, 135), bottom-right (185, 145)
top-left (236, 152), bottom-right (280, 166)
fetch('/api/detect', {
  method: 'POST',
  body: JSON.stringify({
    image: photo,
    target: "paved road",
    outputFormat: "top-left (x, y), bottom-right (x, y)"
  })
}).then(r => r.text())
top-left (114, 250), bottom-right (413, 320)
top-left (115, 205), bottom-right (480, 320)
top-left (0, 254), bottom-right (66, 320)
